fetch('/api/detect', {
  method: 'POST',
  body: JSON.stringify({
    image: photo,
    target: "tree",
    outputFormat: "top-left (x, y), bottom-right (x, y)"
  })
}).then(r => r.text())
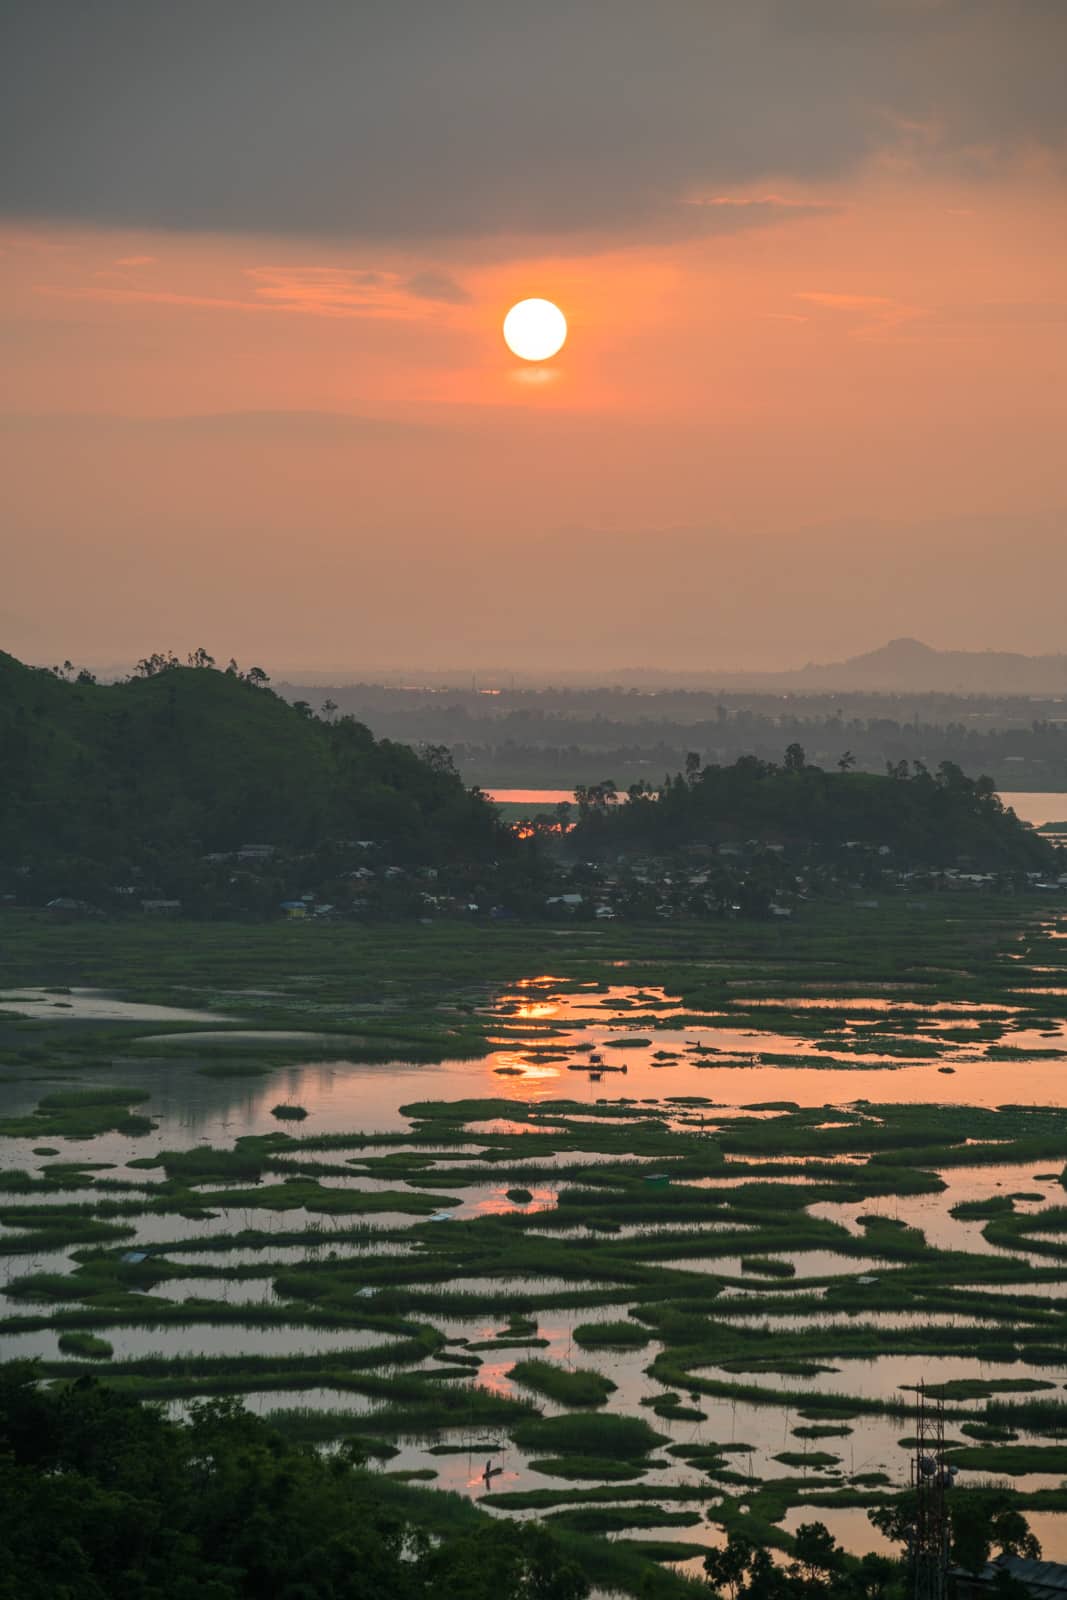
top-left (837, 751), bottom-right (856, 773)
top-left (791, 1522), bottom-right (842, 1582)
top-left (133, 651), bottom-right (180, 677)
top-left (949, 1495), bottom-right (1042, 1571)
top-left (784, 742), bottom-right (806, 773)
top-left (321, 698), bottom-right (339, 721)
top-left (992, 1507), bottom-right (1041, 1561)
top-left (0, 1366), bottom-right (590, 1600)
top-left (685, 750), bottom-right (702, 784)
top-left (868, 1498), bottom-right (914, 1548)
top-left (187, 647), bottom-right (216, 669)
top-left (872, 1492), bottom-right (1040, 1581)
top-left (423, 1521), bottom-right (588, 1600)
top-left (420, 742), bottom-right (458, 777)
top-left (744, 1546), bottom-right (786, 1600)
top-left (704, 1532), bottom-right (755, 1599)
top-left (850, 1553), bottom-right (897, 1600)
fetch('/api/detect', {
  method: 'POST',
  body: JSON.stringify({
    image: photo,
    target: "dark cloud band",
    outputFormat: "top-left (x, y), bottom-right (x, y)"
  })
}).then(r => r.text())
top-left (3, 1), bottom-right (1065, 239)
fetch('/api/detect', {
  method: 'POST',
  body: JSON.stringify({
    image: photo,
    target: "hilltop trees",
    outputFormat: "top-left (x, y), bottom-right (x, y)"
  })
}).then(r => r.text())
top-left (569, 748), bottom-right (1056, 874)
top-left (0, 650), bottom-right (515, 911)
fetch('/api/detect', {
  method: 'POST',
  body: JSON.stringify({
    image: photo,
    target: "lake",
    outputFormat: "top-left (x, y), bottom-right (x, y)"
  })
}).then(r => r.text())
top-left (492, 788), bottom-right (1067, 829)
top-left (1001, 792), bottom-right (1067, 828)
top-left (4, 907), bottom-right (1067, 1563)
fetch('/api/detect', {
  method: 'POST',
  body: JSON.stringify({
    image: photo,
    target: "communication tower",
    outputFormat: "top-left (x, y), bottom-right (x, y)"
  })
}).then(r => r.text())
top-left (909, 1379), bottom-right (955, 1600)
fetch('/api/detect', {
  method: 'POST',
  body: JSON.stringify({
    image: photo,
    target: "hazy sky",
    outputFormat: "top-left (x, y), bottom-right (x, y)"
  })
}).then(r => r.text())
top-left (3, 1), bottom-right (1066, 673)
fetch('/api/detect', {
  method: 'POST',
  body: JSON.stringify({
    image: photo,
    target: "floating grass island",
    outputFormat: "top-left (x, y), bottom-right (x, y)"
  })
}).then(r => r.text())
top-left (4, 902), bottom-right (1067, 1587)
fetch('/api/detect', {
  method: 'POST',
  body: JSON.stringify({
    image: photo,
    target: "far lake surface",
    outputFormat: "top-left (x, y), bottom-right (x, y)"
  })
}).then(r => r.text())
top-left (493, 788), bottom-right (1067, 828)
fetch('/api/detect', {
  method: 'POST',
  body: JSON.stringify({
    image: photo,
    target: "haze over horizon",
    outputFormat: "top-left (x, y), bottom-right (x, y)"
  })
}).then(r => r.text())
top-left (4, 3), bottom-right (1066, 672)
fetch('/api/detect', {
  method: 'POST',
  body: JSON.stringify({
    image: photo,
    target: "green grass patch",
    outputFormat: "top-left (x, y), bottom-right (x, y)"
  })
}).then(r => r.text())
top-left (512, 1412), bottom-right (667, 1460)
top-left (57, 1331), bottom-right (113, 1359)
top-left (0, 1088), bottom-right (154, 1139)
top-left (529, 1456), bottom-right (650, 1482)
top-left (739, 1257), bottom-right (796, 1278)
top-left (573, 1320), bottom-right (649, 1349)
top-left (507, 1360), bottom-right (616, 1408)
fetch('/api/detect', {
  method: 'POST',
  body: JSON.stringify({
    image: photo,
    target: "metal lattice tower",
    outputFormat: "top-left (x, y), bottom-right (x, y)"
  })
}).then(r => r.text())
top-left (910, 1379), bottom-right (953, 1600)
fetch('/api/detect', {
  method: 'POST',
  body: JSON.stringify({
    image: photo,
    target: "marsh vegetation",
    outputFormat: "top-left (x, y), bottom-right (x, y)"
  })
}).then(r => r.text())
top-left (4, 901), bottom-right (1067, 1588)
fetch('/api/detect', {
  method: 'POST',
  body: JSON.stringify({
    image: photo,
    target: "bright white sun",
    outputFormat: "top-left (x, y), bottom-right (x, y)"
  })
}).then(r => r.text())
top-left (503, 298), bottom-right (567, 361)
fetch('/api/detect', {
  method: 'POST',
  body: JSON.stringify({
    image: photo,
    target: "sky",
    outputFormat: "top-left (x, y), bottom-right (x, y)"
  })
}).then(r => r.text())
top-left (3, 0), bottom-right (1066, 676)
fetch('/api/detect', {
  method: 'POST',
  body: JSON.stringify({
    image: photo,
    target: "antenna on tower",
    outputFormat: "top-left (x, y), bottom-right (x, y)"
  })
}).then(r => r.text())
top-left (910, 1379), bottom-right (955, 1600)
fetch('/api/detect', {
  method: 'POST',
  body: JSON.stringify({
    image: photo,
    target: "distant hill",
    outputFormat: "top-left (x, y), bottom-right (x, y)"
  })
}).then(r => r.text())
top-left (0, 652), bottom-right (506, 886)
top-left (277, 638), bottom-right (1067, 698)
top-left (603, 638), bottom-right (1067, 694)
top-left (571, 755), bottom-right (1058, 873)
top-left (780, 638), bottom-right (1067, 695)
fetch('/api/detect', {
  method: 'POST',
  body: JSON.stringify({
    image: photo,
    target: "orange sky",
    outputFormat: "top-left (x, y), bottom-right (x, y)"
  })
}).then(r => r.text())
top-left (3, 4), bottom-right (1066, 674)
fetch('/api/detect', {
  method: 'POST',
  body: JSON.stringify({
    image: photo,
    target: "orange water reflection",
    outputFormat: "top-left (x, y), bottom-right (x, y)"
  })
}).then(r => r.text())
top-left (149, 962), bottom-right (1067, 1146)
top-left (488, 791), bottom-right (573, 806)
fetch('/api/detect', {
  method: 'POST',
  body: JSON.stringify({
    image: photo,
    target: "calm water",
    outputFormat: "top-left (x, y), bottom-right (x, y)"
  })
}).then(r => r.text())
top-left (488, 789), bottom-right (574, 806)
top-left (5, 940), bottom-right (1067, 1559)
top-left (489, 789), bottom-right (1067, 827)
top-left (1000, 792), bottom-right (1067, 828)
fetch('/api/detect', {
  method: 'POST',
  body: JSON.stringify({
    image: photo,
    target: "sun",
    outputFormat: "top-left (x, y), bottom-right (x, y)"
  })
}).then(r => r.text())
top-left (503, 298), bottom-right (567, 362)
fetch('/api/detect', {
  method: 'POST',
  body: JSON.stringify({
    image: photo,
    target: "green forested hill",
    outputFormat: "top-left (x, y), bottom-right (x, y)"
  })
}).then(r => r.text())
top-left (0, 653), bottom-right (507, 873)
top-left (570, 753), bottom-right (1059, 873)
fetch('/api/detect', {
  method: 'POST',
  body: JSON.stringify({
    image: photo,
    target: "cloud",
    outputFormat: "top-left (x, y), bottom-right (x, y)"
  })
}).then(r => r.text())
top-left (31, 264), bottom-right (467, 321)
top-left (2, 2), bottom-right (1064, 243)
top-left (242, 265), bottom-right (418, 318)
top-left (684, 195), bottom-right (840, 222)
top-left (114, 255), bottom-right (156, 266)
top-left (794, 290), bottom-right (923, 337)
top-left (403, 270), bottom-right (471, 304)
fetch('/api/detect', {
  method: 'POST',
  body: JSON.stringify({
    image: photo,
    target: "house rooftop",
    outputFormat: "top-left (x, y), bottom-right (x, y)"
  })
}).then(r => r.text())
top-left (958, 1558), bottom-right (1067, 1600)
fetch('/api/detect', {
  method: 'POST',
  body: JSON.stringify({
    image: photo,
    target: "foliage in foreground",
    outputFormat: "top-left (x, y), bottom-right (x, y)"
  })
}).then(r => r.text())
top-left (705, 1498), bottom-right (1042, 1600)
top-left (0, 1363), bottom-right (589, 1600)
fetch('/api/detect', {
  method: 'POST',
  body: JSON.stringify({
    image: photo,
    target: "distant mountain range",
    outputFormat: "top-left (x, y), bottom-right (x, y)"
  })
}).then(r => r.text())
top-left (768, 639), bottom-right (1067, 695)
top-left (517, 639), bottom-right (1067, 695)
top-left (275, 639), bottom-right (1067, 697)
